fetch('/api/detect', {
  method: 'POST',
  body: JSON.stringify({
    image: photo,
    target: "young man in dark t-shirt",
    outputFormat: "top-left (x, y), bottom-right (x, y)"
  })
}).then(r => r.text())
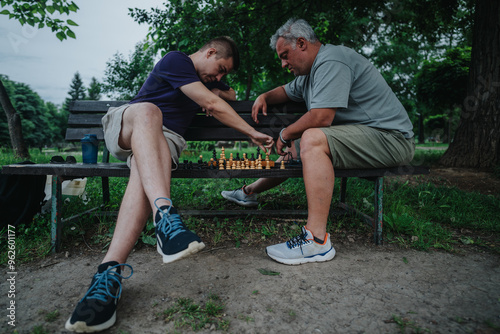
top-left (65, 37), bottom-right (274, 333)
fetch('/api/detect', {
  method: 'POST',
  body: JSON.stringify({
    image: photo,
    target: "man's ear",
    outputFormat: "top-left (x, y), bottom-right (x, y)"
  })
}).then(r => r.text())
top-left (206, 47), bottom-right (217, 58)
top-left (297, 37), bottom-right (306, 50)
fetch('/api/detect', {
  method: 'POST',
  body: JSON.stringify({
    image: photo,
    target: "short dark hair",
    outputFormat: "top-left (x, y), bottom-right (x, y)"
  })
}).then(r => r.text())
top-left (200, 36), bottom-right (240, 71)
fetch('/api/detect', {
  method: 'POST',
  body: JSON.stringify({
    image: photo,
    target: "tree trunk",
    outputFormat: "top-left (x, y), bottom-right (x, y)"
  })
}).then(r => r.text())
top-left (245, 73), bottom-right (253, 101)
top-left (0, 79), bottom-right (30, 160)
top-left (439, 0), bottom-right (500, 168)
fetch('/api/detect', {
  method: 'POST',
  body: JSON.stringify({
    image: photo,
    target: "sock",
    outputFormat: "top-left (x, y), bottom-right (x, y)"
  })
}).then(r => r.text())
top-left (242, 185), bottom-right (253, 195)
top-left (98, 261), bottom-right (120, 274)
top-left (313, 236), bottom-right (325, 244)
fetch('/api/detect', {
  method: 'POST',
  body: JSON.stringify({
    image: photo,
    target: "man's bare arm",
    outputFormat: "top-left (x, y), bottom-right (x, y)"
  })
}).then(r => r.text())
top-left (276, 108), bottom-right (336, 154)
top-left (252, 86), bottom-right (290, 123)
top-left (180, 81), bottom-right (274, 151)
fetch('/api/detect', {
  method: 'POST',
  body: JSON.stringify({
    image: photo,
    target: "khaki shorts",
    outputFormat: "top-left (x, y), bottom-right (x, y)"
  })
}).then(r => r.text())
top-left (319, 124), bottom-right (415, 169)
top-left (294, 124), bottom-right (414, 169)
top-left (101, 104), bottom-right (187, 169)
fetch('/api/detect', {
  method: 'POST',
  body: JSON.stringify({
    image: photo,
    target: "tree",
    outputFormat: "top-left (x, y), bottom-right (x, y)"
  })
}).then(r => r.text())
top-left (0, 0), bottom-right (79, 159)
top-left (440, 0), bottom-right (500, 168)
top-left (0, 76), bottom-right (65, 149)
top-left (62, 71), bottom-right (86, 112)
top-left (414, 47), bottom-right (471, 143)
top-left (102, 42), bottom-right (156, 100)
top-left (129, 0), bottom-right (393, 100)
top-left (59, 72), bottom-right (86, 136)
top-left (0, 78), bottom-right (29, 158)
top-left (86, 77), bottom-right (101, 100)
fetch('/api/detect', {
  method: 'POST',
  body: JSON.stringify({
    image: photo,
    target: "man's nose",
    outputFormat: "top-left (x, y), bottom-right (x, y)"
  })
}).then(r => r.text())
top-left (281, 59), bottom-right (288, 69)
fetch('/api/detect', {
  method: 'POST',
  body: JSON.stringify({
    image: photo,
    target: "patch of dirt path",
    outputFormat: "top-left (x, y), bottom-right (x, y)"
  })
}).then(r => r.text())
top-left (2, 243), bottom-right (499, 333)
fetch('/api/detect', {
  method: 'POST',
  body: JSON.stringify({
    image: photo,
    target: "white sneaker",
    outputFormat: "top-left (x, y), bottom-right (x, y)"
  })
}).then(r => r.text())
top-left (221, 187), bottom-right (258, 207)
top-left (266, 226), bottom-right (336, 265)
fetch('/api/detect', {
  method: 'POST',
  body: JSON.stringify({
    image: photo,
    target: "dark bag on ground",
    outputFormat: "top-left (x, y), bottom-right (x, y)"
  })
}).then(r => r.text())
top-left (0, 161), bottom-right (46, 230)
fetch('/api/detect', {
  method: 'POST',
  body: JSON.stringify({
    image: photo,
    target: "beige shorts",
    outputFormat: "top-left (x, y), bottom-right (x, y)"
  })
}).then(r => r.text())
top-left (101, 104), bottom-right (187, 169)
top-left (293, 124), bottom-right (414, 169)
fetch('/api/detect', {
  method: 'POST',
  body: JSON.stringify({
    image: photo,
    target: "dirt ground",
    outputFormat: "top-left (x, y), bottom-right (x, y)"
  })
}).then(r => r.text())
top-left (1, 167), bottom-right (500, 334)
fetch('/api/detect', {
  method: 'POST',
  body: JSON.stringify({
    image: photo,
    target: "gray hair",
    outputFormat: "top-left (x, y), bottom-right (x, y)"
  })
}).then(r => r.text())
top-left (270, 18), bottom-right (318, 50)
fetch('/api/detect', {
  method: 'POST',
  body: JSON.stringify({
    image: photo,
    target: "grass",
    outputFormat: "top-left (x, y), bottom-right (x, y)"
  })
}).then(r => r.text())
top-left (158, 294), bottom-right (229, 331)
top-left (1, 144), bottom-right (499, 266)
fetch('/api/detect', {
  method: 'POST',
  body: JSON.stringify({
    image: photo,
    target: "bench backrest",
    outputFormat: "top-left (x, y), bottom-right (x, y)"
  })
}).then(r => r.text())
top-left (66, 100), bottom-right (306, 143)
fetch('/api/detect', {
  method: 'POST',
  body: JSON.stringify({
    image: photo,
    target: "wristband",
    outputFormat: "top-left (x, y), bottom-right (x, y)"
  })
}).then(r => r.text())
top-left (279, 128), bottom-right (292, 147)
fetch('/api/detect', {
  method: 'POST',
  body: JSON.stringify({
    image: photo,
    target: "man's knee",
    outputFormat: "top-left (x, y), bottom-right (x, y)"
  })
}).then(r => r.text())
top-left (300, 129), bottom-right (329, 155)
top-left (124, 102), bottom-right (162, 125)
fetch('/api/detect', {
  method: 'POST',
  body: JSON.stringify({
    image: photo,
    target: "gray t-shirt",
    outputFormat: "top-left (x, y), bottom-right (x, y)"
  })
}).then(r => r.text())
top-left (285, 44), bottom-right (414, 138)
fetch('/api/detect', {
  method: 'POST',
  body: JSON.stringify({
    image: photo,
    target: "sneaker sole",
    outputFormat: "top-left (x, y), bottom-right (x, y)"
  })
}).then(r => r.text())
top-left (65, 312), bottom-right (116, 333)
top-left (158, 241), bottom-right (206, 264)
top-left (221, 192), bottom-right (258, 207)
top-left (266, 247), bottom-right (336, 265)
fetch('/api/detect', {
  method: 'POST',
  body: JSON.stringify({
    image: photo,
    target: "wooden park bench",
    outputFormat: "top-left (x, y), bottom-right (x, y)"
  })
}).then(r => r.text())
top-left (1, 100), bottom-right (429, 251)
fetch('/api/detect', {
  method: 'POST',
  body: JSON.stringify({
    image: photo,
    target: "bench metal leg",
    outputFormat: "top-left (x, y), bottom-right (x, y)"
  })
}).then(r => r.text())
top-left (337, 176), bottom-right (384, 245)
top-left (102, 177), bottom-right (110, 204)
top-left (51, 175), bottom-right (63, 253)
top-left (102, 146), bottom-right (111, 205)
top-left (340, 177), bottom-right (347, 203)
top-left (373, 177), bottom-right (383, 245)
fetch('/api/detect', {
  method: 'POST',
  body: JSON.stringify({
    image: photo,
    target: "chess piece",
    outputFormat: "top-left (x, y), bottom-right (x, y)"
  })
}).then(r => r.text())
top-left (280, 160), bottom-right (285, 169)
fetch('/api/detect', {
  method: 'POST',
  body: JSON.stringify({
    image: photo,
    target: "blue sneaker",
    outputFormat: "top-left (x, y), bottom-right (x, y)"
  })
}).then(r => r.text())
top-left (154, 197), bottom-right (205, 263)
top-left (65, 262), bottom-right (133, 332)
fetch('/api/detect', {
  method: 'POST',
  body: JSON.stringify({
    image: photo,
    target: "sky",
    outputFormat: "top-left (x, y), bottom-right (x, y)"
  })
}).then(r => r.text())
top-left (0, 0), bottom-right (163, 105)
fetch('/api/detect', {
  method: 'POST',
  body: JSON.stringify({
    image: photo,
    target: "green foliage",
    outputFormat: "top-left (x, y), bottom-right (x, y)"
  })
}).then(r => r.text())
top-left (413, 47), bottom-right (471, 141)
top-left (0, 0), bottom-right (79, 41)
top-left (0, 75), bottom-right (66, 148)
top-left (416, 47), bottom-right (471, 111)
top-left (86, 77), bottom-right (101, 100)
top-left (129, 0), bottom-right (473, 106)
top-left (102, 42), bottom-right (156, 100)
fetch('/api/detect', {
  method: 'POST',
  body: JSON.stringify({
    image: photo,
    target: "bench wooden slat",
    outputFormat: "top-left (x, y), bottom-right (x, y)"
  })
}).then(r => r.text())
top-left (65, 128), bottom-right (104, 142)
top-left (65, 127), bottom-right (271, 142)
top-left (69, 100), bottom-right (307, 114)
top-left (67, 113), bottom-right (301, 129)
top-left (69, 100), bottom-right (128, 113)
top-left (1, 163), bottom-right (429, 179)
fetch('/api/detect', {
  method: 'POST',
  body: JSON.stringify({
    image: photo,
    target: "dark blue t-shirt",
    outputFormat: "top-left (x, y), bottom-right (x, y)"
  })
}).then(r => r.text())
top-left (129, 51), bottom-right (229, 136)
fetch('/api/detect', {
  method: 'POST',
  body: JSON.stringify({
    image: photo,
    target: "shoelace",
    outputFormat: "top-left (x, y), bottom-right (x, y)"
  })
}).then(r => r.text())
top-left (154, 197), bottom-right (186, 239)
top-left (82, 263), bottom-right (133, 303)
top-left (286, 231), bottom-right (312, 249)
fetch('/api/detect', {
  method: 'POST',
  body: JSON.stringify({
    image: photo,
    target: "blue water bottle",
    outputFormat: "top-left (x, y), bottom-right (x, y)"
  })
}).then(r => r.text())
top-left (81, 134), bottom-right (98, 164)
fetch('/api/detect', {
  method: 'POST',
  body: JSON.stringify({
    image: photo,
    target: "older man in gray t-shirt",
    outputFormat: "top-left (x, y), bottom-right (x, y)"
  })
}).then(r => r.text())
top-left (221, 19), bottom-right (415, 266)
top-left (285, 44), bottom-right (414, 139)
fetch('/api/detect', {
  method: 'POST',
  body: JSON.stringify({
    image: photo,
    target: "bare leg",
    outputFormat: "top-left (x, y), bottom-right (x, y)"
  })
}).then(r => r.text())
top-left (245, 141), bottom-right (298, 194)
top-left (102, 103), bottom-right (174, 264)
top-left (118, 103), bottom-right (173, 212)
top-left (300, 129), bottom-right (334, 241)
top-left (102, 157), bottom-right (150, 264)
